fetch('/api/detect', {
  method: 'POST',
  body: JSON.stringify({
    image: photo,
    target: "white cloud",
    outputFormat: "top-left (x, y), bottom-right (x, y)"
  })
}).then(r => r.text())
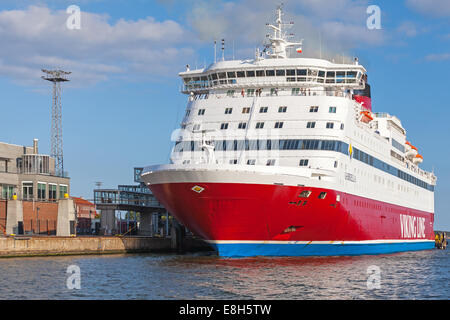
top-left (406, 0), bottom-right (450, 17)
top-left (425, 53), bottom-right (450, 61)
top-left (186, 0), bottom-right (385, 61)
top-left (396, 21), bottom-right (418, 38)
top-left (0, 6), bottom-right (194, 86)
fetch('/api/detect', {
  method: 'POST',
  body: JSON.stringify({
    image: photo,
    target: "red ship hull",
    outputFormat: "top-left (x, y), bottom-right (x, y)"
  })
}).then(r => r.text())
top-left (149, 182), bottom-right (435, 257)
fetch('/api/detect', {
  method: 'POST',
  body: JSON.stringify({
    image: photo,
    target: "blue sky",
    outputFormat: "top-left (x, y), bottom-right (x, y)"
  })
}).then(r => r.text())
top-left (0, 0), bottom-right (449, 229)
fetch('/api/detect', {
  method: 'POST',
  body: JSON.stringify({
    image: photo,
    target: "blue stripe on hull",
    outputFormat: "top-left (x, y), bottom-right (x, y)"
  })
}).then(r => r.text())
top-left (211, 242), bottom-right (435, 257)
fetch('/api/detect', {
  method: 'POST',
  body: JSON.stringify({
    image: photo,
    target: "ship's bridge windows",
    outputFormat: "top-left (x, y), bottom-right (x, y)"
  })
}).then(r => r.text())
top-left (236, 71), bottom-right (245, 78)
top-left (218, 72), bottom-right (226, 79)
top-left (227, 72), bottom-right (236, 78)
top-left (246, 70), bottom-right (255, 77)
top-left (276, 70), bottom-right (285, 76)
top-left (266, 70), bottom-right (275, 76)
top-left (183, 77), bottom-right (191, 84)
top-left (297, 69), bottom-right (307, 76)
top-left (298, 190), bottom-right (311, 197)
top-left (286, 69), bottom-right (296, 76)
top-left (211, 73), bottom-right (218, 80)
top-left (256, 70), bottom-right (265, 77)
top-left (326, 71), bottom-right (335, 83)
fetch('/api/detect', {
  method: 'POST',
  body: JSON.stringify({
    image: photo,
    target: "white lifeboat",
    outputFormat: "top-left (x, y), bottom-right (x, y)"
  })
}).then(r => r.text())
top-left (413, 154), bottom-right (423, 165)
top-left (405, 141), bottom-right (418, 159)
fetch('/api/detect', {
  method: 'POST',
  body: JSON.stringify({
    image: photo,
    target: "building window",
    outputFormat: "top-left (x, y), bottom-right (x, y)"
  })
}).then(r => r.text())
top-left (242, 107), bottom-right (250, 114)
top-left (299, 159), bottom-right (309, 166)
top-left (259, 107), bottom-right (268, 113)
top-left (238, 122), bottom-right (247, 129)
top-left (326, 122), bottom-right (334, 129)
top-left (225, 108), bottom-right (233, 114)
top-left (274, 122), bottom-right (284, 128)
top-left (278, 106), bottom-right (287, 113)
top-left (266, 159), bottom-right (276, 166)
top-left (59, 185), bottom-right (68, 199)
top-left (306, 122), bottom-right (316, 128)
top-left (256, 122), bottom-right (264, 129)
top-left (198, 109), bottom-right (205, 115)
top-left (22, 182), bottom-right (33, 200)
top-left (309, 106), bottom-right (319, 112)
top-left (220, 123), bottom-right (229, 130)
top-left (329, 106), bottom-right (337, 113)
top-left (1, 185), bottom-right (15, 200)
top-left (49, 184), bottom-right (57, 201)
top-left (247, 159), bottom-right (256, 165)
top-left (37, 183), bottom-right (46, 200)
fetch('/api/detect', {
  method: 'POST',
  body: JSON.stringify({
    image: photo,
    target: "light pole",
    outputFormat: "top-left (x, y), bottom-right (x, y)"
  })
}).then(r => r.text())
top-left (36, 207), bottom-right (40, 235)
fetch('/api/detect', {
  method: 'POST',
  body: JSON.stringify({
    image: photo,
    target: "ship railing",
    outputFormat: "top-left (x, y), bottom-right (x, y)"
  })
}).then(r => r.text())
top-left (187, 89), bottom-right (353, 101)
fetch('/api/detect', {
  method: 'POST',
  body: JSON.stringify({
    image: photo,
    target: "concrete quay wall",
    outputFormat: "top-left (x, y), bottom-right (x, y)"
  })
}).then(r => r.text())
top-left (0, 236), bottom-right (213, 257)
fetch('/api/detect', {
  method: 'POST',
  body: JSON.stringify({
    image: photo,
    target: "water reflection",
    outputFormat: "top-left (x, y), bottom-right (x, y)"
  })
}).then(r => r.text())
top-left (0, 250), bottom-right (447, 300)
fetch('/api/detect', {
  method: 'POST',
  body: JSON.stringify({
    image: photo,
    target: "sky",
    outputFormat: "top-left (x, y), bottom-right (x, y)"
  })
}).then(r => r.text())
top-left (0, 0), bottom-right (449, 229)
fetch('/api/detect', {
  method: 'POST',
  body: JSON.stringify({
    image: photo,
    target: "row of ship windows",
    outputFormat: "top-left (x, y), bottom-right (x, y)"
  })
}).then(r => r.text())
top-left (192, 106), bottom-right (337, 116)
top-left (210, 121), bottom-right (344, 130)
top-left (174, 138), bottom-right (434, 191)
top-left (187, 121), bottom-right (343, 131)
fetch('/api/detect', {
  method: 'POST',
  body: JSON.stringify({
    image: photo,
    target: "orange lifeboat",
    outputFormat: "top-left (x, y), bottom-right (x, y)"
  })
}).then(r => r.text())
top-left (413, 154), bottom-right (423, 165)
top-left (360, 111), bottom-right (373, 123)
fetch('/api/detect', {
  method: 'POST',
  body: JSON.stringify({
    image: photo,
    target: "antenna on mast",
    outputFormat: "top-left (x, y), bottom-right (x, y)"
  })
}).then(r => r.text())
top-left (221, 39), bottom-right (225, 61)
top-left (214, 40), bottom-right (217, 63)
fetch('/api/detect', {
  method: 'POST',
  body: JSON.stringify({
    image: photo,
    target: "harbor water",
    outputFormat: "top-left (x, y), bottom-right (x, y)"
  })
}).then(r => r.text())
top-left (0, 249), bottom-right (448, 300)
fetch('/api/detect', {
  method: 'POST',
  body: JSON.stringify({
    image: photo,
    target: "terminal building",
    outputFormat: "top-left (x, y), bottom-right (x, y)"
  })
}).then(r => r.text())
top-left (0, 139), bottom-right (74, 235)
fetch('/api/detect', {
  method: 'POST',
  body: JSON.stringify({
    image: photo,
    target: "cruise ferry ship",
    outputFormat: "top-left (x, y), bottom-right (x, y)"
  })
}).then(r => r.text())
top-left (141, 6), bottom-right (437, 257)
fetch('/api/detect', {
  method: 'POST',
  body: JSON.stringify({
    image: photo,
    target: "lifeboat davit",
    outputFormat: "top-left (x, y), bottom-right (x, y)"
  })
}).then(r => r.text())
top-left (413, 154), bottom-right (423, 165)
top-left (360, 111), bottom-right (373, 123)
top-left (405, 141), bottom-right (418, 158)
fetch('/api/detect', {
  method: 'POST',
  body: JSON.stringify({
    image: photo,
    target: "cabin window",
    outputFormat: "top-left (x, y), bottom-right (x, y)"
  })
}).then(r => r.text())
top-left (229, 159), bottom-right (238, 164)
top-left (198, 109), bottom-right (205, 115)
top-left (259, 107), bottom-right (268, 113)
top-left (266, 159), bottom-right (276, 166)
top-left (266, 70), bottom-right (275, 76)
top-left (193, 124), bottom-right (201, 131)
top-left (278, 106), bottom-right (287, 112)
top-left (225, 108), bottom-right (233, 114)
top-left (286, 69), bottom-right (296, 76)
top-left (306, 122), bottom-right (316, 128)
top-left (227, 72), bottom-right (236, 78)
top-left (276, 70), bottom-right (285, 76)
top-left (318, 192), bottom-right (327, 199)
top-left (242, 107), bottom-right (250, 114)
top-left (297, 69), bottom-right (307, 76)
top-left (274, 122), bottom-right (284, 129)
top-left (299, 159), bottom-right (309, 167)
top-left (247, 159), bottom-right (256, 165)
top-left (326, 122), bottom-right (334, 129)
top-left (220, 123), bottom-right (228, 130)
top-left (298, 190), bottom-right (311, 198)
top-left (256, 122), bottom-right (265, 129)
top-left (329, 107), bottom-right (337, 113)
top-left (309, 106), bottom-right (319, 112)
top-left (246, 70), bottom-right (255, 77)
top-left (238, 122), bottom-right (247, 129)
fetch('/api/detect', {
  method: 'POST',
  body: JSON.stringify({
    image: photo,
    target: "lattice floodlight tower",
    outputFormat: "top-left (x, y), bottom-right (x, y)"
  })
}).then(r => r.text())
top-left (41, 69), bottom-right (71, 177)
